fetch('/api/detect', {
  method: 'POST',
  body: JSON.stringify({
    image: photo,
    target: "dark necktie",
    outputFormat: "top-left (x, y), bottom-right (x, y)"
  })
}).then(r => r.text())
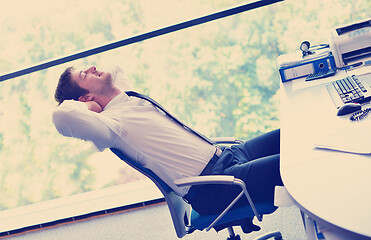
top-left (125, 91), bottom-right (215, 145)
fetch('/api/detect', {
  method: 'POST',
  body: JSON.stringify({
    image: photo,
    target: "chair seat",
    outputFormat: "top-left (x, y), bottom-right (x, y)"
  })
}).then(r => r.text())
top-left (191, 203), bottom-right (277, 230)
top-left (110, 148), bottom-right (282, 239)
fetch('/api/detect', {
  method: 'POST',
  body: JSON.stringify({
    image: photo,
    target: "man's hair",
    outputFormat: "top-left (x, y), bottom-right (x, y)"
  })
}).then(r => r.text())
top-left (54, 67), bottom-right (89, 105)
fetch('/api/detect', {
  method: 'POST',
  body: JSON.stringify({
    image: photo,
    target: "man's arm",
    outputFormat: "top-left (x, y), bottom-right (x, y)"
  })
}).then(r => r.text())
top-left (84, 101), bottom-right (103, 113)
top-left (52, 100), bottom-right (117, 151)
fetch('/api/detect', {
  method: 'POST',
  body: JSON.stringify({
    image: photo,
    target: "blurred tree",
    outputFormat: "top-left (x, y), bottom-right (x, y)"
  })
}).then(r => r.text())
top-left (0, 0), bottom-right (370, 210)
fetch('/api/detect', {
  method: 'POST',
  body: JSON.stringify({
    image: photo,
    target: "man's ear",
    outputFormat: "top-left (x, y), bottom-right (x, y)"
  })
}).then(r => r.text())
top-left (78, 94), bottom-right (93, 102)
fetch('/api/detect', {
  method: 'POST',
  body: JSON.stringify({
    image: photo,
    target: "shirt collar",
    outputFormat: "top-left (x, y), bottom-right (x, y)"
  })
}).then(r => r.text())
top-left (103, 92), bottom-right (129, 110)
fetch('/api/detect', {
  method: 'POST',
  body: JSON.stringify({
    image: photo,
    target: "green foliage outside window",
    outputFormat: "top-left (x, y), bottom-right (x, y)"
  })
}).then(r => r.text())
top-left (0, 0), bottom-right (370, 210)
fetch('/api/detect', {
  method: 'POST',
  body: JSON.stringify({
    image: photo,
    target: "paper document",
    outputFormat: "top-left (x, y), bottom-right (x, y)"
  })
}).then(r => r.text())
top-left (314, 121), bottom-right (371, 155)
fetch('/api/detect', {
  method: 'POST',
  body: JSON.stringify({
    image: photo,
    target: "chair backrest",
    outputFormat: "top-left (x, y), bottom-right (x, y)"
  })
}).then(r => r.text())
top-left (110, 148), bottom-right (190, 238)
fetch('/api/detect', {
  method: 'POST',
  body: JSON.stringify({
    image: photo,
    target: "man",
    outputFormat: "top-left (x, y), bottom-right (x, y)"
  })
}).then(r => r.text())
top-left (53, 65), bottom-right (283, 233)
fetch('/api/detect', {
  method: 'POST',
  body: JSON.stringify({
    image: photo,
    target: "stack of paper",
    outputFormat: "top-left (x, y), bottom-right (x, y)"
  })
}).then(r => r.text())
top-left (314, 121), bottom-right (371, 155)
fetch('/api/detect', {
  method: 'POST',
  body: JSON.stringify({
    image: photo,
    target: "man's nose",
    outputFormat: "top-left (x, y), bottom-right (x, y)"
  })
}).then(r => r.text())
top-left (85, 66), bottom-right (96, 73)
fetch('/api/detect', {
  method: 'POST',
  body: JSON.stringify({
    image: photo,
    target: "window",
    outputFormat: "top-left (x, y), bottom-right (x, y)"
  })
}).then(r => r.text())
top-left (0, 0), bottom-right (369, 216)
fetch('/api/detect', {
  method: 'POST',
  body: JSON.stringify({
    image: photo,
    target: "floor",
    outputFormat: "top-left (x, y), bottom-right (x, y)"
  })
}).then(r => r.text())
top-left (3, 204), bottom-right (306, 240)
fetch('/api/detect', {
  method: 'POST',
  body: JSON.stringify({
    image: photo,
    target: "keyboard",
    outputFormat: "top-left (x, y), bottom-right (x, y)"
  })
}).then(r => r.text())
top-left (331, 75), bottom-right (368, 104)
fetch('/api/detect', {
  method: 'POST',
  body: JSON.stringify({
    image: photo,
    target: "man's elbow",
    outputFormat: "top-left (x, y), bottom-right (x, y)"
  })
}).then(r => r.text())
top-left (52, 110), bottom-right (75, 137)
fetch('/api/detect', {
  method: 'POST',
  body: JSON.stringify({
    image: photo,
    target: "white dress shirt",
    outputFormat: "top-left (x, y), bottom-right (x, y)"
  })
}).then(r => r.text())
top-left (52, 66), bottom-right (216, 196)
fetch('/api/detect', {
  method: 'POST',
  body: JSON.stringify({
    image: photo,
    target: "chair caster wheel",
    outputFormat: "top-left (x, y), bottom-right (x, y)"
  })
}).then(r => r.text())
top-left (227, 234), bottom-right (241, 240)
top-left (274, 232), bottom-right (283, 240)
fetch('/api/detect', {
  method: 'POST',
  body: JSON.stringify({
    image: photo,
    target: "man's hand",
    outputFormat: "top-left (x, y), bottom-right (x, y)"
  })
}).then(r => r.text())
top-left (84, 101), bottom-right (103, 113)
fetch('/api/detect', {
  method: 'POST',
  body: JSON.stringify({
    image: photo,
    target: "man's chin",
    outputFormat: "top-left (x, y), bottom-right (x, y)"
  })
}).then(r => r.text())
top-left (103, 72), bottom-right (113, 83)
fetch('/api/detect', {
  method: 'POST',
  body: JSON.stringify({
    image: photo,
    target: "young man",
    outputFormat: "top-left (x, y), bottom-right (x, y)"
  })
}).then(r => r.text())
top-left (53, 65), bottom-right (283, 232)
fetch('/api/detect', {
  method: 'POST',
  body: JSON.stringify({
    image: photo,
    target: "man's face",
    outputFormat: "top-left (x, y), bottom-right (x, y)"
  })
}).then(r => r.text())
top-left (71, 66), bottom-right (112, 96)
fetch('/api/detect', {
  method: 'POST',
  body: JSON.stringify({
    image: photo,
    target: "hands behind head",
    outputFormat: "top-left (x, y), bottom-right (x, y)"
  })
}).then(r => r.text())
top-left (78, 95), bottom-right (102, 113)
top-left (84, 101), bottom-right (103, 113)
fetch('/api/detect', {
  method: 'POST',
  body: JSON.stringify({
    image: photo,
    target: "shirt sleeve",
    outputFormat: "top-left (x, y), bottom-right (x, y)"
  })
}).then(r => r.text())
top-left (52, 100), bottom-right (118, 151)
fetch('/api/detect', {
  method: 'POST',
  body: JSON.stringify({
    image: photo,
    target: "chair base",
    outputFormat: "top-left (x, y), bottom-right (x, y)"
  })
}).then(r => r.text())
top-left (227, 234), bottom-right (241, 240)
top-left (253, 231), bottom-right (282, 240)
top-left (227, 227), bottom-right (241, 240)
top-left (225, 226), bottom-right (282, 240)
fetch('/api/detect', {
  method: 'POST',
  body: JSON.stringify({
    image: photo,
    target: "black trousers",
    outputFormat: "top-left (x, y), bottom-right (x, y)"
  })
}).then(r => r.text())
top-left (185, 129), bottom-right (283, 215)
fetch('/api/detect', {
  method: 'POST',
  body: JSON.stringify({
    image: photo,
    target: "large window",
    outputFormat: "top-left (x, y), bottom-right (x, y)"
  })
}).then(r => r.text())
top-left (0, 0), bottom-right (369, 211)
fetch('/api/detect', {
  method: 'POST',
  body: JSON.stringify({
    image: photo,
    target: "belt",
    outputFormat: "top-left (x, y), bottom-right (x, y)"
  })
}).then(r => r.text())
top-left (183, 146), bottom-right (223, 203)
top-left (199, 146), bottom-right (222, 176)
top-left (215, 146), bottom-right (223, 157)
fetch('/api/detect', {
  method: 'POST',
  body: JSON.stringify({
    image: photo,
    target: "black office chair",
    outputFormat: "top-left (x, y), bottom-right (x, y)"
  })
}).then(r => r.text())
top-left (111, 138), bottom-right (282, 240)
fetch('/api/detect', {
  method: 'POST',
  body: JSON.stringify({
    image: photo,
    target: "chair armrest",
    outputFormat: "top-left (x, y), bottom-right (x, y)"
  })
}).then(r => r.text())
top-left (174, 175), bottom-right (236, 187)
top-left (210, 137), bottom-right (243, 145)
top-left (175, 175), bottom-right (263, 230)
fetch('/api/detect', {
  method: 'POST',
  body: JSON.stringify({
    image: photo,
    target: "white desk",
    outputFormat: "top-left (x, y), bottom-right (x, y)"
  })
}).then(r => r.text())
top-left (280, 68), bottom-right (371, 239)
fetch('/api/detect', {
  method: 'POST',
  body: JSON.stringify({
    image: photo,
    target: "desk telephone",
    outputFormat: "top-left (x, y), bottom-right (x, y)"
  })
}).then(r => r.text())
top-left (326, 72), bottom-right (371, 119)
top-left (327, 72), bottom-right (371, 107)
top-left (349, 107), bottom-right (371, 121)
top-left (305, 68), bottom-right (337, 81)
